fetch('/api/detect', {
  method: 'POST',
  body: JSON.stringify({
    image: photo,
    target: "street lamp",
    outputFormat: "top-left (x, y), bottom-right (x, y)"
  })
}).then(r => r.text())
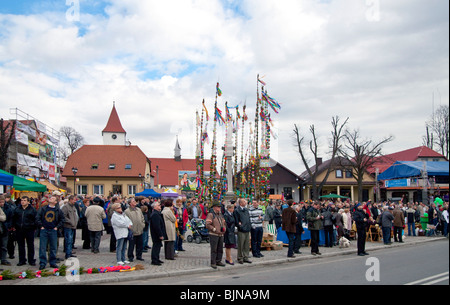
top-left (72, 167), bottom-right (78, 195)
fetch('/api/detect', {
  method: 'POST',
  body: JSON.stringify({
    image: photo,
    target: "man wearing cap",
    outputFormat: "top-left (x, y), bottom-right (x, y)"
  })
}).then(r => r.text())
top-left (353, 203), bottom-right (370, 256)
top-left (206, 200), bottom-right (227, 269)
top-left (85, 197), bottom-right (106, 253)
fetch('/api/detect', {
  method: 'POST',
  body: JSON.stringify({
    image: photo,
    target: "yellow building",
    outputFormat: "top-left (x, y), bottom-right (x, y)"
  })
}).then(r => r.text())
top-left (62, 105), bottom-right (153, 197)
top-left (300, 157), bottom-right (375, 202)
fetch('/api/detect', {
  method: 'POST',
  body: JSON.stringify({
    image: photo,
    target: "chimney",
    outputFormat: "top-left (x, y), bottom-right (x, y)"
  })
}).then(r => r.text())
top-left (316, 158), bottom-right (323, 166)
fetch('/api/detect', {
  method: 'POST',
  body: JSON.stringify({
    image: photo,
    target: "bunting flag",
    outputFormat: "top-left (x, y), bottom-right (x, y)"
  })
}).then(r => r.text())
top-left (262, 91), bottom-right (281, 113)
top-left (258, 76), bottom-right (266, 86)
top-left (216, 82), bottom-right (222, 97)
top-left (215, 106), bottom-right (226, 125)
top-left (202, 131), bottom-right (210, 145)
top-left (225, 104), bottom-right (233, 122)
top-left (202, 100), bottom-right (210, 121)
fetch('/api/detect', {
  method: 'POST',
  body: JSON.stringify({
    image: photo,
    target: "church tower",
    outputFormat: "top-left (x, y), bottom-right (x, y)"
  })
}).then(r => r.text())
top-left (102, 102), bottom-right (127, 145)
top-left (174, 136), bottom-right (181, 161)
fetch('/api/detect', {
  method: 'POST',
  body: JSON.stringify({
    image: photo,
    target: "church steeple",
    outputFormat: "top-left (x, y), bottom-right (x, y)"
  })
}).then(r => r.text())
top-left (102, 102), bottom-right (127, 145)
top-left (174, 136), bottom-right (181, 161)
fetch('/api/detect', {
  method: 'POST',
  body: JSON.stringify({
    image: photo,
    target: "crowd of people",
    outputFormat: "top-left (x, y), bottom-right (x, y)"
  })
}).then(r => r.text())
top-left (0, 191), bottom-right (448, 271)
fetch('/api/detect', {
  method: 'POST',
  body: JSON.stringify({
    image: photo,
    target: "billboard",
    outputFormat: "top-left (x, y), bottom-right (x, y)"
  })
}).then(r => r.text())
top-left (178, 170), bottom-right (210, 191)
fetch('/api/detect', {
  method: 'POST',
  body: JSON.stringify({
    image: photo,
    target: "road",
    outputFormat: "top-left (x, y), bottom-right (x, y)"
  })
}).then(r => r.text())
top-left (112, 239), bottom-right (449, 285)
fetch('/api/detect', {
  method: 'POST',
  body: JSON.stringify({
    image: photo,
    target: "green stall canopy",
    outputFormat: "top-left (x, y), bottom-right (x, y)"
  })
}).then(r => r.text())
top-left (0, 169), bottom-right (47, 192)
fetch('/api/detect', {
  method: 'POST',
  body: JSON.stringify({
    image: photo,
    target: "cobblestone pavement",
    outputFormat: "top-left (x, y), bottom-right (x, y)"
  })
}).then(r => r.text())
top-left (0, 229), bottom-right (446, 285)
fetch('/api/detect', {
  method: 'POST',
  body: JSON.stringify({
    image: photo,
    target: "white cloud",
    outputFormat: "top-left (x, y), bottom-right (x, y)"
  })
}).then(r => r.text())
top-left (0, 0), bottom-right (448, 175)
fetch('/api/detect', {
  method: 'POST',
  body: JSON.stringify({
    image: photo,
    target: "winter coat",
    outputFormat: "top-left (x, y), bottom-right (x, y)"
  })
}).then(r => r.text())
top-left (380, 211), bottom-right (394, 228)
top-left (162, 208), bottom-right (177, 241)
top-left (12, 205), bottom-right (37, 231)
top-left (264, 205), bottom-right (274, 222)
top-left (306, 208), bottom-right (323, 231)
top-left (406, 208), bottom-right (416, 224)
top-left (295, 211), bottom-right (304, 235)
top-left (111, 211), bottom-right (132, 240)
top-left (150, 210), bottom-right (167, 241)
top-left (224, 211), bottom-right (236, 245)
top-left (322, 209), bottom-right (335, 227)
top-left (353, 209), bottom-right (369, 231)
top-left (273, 208), bottom-right (282, 228)
top-left (206, 210), bottom-right (227, 237)
top-left (393, 208), bottom-right (405, 227)
top-left (85, 204), bottom-right (106, 232)
top-left (61, 203), bottom-right (79, 229)
top-left (234, 205), bottom-right (252, 233)
top-left (334, 212), bottom-right (345, 236)
top-left (281, 207), bottom-right (297, 233)
top-left (125, 207), bottom-right (145, 236)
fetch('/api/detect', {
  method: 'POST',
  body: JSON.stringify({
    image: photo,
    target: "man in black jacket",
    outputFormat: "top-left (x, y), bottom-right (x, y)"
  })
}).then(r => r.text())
top-left (234, 198), bottom-right (252, 264)
top-left (149, 201), bottom-right (167, 266)
top-left (294, 204), bottom-right (304, 255)
top-left (353, 204), bottom-right (370, 256)
top-left (12, 196), bottom-right (37, 266)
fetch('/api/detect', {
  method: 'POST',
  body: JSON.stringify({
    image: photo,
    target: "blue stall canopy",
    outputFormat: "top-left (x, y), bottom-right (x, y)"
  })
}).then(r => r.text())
top-left (135, 189), bottom-right (161, 198)
top-left (0, 172), bottom-right (14, 186)
top-left (378, 161), bottom-right (449, 181)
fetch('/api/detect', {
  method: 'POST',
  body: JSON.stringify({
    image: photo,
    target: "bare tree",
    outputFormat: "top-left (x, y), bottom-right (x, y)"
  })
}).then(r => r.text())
top-left (423, 105), bottom-right (449, 159)
top-left (339, 129), bottom-right (393, 202)
top-left (431, 105), bottom-right (449, 159)
top-left (58, 126), bottom-right (85, 165)
top-left (293, 116), bottom-right (349, 200)
top-left (0, 119), bottom-right (16, 171)
top-left (422, 124), bottom-right (434, 150)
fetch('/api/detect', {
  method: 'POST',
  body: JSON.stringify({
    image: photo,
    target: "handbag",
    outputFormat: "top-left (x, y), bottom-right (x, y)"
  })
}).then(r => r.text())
top-left (127, 228), bottom-right (134, 241)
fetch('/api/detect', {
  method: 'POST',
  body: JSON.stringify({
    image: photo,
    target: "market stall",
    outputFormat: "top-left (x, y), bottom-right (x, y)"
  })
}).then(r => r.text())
top-left (135, 189), bottom-right (161, 198)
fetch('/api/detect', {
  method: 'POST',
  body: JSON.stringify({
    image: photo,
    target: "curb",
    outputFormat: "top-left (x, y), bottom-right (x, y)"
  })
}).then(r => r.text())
top-left (42, 236), bottom-right (447, 285)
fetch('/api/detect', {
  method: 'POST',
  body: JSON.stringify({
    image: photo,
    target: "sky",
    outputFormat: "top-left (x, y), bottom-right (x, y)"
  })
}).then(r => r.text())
top-left (0, 0), bottom-right (448, 175)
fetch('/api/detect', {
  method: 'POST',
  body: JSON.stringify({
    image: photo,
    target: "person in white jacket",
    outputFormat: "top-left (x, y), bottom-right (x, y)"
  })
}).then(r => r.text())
top-left (111, 203), bottom-right (133, 265)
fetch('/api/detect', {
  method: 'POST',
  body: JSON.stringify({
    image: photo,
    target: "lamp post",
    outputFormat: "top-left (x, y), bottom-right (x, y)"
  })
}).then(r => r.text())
top-left (139, 173), bottom-right (143, 192)
top-left (72, 167), bottom-right (78, 195)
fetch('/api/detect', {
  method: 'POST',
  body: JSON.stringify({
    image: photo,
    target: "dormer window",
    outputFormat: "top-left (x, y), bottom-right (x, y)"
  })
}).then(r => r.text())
top-left (91, 163), bottom-right (99, 170)
top-left (125, 164), bottom-right (132, 170)
top-left (109, 164), bottom-right (116, 170)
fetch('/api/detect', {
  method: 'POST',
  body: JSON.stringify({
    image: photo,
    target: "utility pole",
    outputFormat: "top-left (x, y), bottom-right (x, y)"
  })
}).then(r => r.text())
top-left (421, 161), bottom-right (429, 205)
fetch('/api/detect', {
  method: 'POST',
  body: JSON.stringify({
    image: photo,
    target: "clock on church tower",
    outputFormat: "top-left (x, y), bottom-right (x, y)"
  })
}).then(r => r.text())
top-left (102, 103), bottom-right (127, 145)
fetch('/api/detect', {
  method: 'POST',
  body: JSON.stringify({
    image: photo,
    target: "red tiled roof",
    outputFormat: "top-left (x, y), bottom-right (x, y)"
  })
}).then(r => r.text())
top-left (62, 145), bottom-right (150, 178)
top-left (150, 157), bottom-right (213, 186)
top-left (102, 105), bottom-right (126, 134)
top-left (368, 146), bottom-right (447, 174)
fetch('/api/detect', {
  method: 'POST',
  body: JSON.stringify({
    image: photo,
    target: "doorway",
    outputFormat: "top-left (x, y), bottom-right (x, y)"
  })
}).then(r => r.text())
top-left (112, 185), bottom-right (122, 196)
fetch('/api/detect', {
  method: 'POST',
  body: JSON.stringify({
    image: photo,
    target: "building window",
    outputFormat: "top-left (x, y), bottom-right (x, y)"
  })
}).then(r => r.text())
top-left (77, 185), bottom-right (88, 195)
top-left (335, 169), bottom-right (343, 178)
top-left (93, 185), bottom-right (104, 195)
top-left (109, 164), bottom-right (116, 170)
top-left (125, 164), bottom-right (132, 170)
top-left (128, 185), bottom-right (137, 195)
top-left (91, 163), bottom-right (99, 170)
top-left (345, 169), bottom-right (353, 179)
